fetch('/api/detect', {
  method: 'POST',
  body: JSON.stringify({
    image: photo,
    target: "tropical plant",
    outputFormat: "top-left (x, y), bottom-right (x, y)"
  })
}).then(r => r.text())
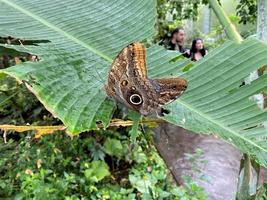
top-left (155, 0), bottom-right (257, 41)
top-left (236, 0), bottom-right (257, 24)
top-left (0, 0), bottom-right (266, 173)
top-left (0, 127), bottom-right (207, 199)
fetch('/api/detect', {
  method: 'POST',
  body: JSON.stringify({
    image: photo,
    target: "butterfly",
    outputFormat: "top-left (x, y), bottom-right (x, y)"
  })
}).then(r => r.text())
top-left (105, 42), bottom-right (187, 116)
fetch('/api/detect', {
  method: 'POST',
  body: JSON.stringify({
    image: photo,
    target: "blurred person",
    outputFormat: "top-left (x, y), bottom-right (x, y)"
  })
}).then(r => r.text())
top-left (189, 38), bottom-right (208, 61)
top-left (166, 27), bottom-right (190, 58)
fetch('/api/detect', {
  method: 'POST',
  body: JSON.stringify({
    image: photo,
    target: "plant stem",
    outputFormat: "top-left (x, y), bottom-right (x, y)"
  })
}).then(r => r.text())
top-left (207, 0), bottom-right (243, 43)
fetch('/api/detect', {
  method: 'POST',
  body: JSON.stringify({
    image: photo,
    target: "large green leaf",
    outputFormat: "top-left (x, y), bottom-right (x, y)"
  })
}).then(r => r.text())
top-left (0, 0), bottom-right (159, 133)
top-left (0, 0), bottom-right (267, 167)
top-left (163, 38), bottom-right (267, 166)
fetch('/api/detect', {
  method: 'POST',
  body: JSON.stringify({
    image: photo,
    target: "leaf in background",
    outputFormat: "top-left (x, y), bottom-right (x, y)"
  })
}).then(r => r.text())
top-left (129, 174), bottom-right (154, 194)
top-left (1, 0), bottom-right (267, 167)
top-left (103, 138), bottom-right (123, 158)
top-left (0, 0), bottom-right (158, 134)
top-left (84, 161), bottom-right (110, 183)
top-left (128, 111), bottom-right (142, 141)
top-left (162, 38), bottom-right (267, 166)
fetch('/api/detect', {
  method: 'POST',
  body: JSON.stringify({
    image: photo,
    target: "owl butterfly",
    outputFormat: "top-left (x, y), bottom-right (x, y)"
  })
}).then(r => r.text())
top-left (105, 42), bottom-right (187, 116)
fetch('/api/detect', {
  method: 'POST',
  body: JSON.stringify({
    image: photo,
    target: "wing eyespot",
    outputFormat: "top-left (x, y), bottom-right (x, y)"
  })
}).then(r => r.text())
top-left (129, 94), bottom-right (143, 105)
top-left (121, 80), bottom-right (128, 86)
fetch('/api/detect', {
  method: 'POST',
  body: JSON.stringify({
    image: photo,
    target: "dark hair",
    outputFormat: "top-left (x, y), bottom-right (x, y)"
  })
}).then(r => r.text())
top-left (190, 38), bottom-right (206, 58)
top-left (170, 27), bottom-right (184, 39)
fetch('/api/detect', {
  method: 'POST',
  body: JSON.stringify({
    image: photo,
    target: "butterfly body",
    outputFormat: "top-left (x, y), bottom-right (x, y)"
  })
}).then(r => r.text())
top-left (105, 43), bottom-right (187, 116)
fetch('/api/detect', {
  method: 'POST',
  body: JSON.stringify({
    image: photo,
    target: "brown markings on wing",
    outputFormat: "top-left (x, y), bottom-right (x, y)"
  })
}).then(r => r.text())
top-left (128, 43), bottom-right (148, 78)
top-left (106, 42), bottom-right (188, 116)
top-left (105, 42), bottom-right (149, 111)
top-left (126, 43), bottom-right (163, 115)
top-left (105, 47), bottom-right (129, 97)
top-left (150, 77), bottom-right (188, 105)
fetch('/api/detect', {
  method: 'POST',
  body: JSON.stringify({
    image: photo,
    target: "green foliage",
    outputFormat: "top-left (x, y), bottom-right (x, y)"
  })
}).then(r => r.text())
top-left (156, 0), bottom-right (210, 41)
top-left (0, 130), bottom-right (207, 199)
top-left (0, 45), bottom-right (58, 126)
top-left (0, 0), bottom-right (158, 133)
top-left (84, 161), bottom-right (110, 183)
top-left (256, 183), bottom-right (267, 199)
top-left (155, 0), bottom-right (257, 42)
top-left (0, 0), bottom-right (265, 198)
top-left (236, 0), bottom-right (257, 25)
top-left (0, 60), bottom-right (206, 199)
top-left (0, 75), bottom-right (56, 125)
top-left (188, 25), bottom-right (227, 49)
top-left (0, 0), bottom-right (267, 167)
top-left (228, 14), bottom-right (256, 38)
top-left (103, 138), bottom-right (123, 158)
top-left (164, 38), bottom-right (267, 167)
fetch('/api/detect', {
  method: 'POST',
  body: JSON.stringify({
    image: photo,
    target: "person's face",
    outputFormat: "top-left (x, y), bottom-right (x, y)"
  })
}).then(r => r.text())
top-left (176, 30), bottom-right (185, 43)
top-left (195, 39), bottom-right (204, 50)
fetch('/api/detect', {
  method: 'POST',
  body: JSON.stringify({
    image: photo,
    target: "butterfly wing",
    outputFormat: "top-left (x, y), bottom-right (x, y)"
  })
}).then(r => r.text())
top-left (106, 42), bottom-right (188, 116)
top-left (128, 42), bottom-right (148, 78)
top-left (106, 43), bottom-right (155, 115)
top-left (105, 44), bottom-right (129, 100)
top-left (149, 77), bottom-right (188, 105)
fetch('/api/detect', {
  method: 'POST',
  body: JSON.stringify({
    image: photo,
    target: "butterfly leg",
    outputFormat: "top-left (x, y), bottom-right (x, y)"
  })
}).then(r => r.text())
top-left (158, 107), bottom-right (170, 117)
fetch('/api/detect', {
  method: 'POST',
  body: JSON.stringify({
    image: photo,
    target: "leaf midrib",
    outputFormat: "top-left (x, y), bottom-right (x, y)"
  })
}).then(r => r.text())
top-left (0, 0), bottom-right (113, 63)
top-left (174, 99), bottom-right (267, 154)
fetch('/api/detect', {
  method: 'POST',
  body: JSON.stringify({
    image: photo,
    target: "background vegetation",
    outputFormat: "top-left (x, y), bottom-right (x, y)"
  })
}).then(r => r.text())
top-left (0, 0), bottom-right (266, 199)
